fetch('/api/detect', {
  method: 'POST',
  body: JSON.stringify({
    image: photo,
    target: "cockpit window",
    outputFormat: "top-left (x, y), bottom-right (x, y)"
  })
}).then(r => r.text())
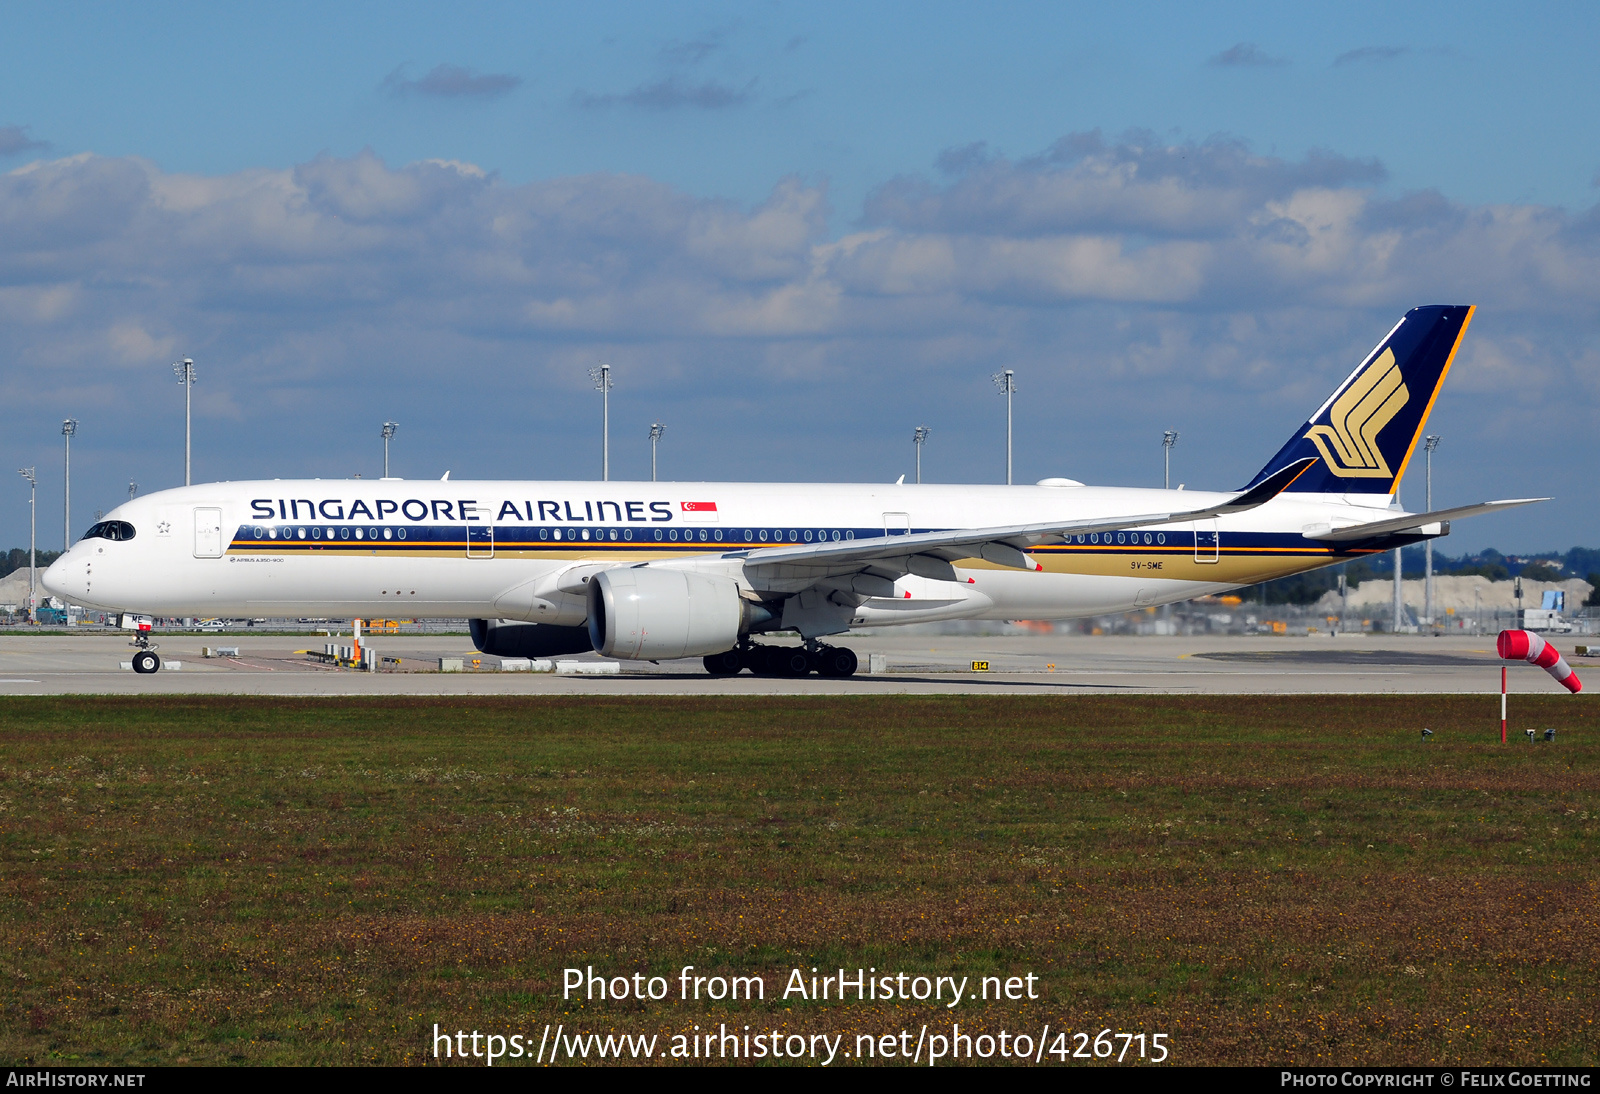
top-left (82, 520), bottom-right (137, 542)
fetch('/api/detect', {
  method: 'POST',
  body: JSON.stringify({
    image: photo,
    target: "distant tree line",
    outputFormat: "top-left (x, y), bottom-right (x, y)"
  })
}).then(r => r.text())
top-left (1235, 545), bottom-right (1600, 606)
top-left (1, 548), bottom-right (61, 580)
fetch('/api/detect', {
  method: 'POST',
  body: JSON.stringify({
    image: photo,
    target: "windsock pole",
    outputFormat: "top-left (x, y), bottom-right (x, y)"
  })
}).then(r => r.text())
top-left (1501, 666), bottom-right (1507, 744)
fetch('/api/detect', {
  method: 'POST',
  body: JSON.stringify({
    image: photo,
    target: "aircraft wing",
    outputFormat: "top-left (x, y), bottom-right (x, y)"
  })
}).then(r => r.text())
top-left (1302, 498), bottom-right (1547, 542)
top-left (720, 456), bottom-right (1318, 577)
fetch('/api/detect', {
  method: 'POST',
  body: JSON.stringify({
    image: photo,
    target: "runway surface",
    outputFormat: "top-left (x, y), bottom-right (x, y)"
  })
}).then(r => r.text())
top-left (0, 631), bottom-right (1591, 696)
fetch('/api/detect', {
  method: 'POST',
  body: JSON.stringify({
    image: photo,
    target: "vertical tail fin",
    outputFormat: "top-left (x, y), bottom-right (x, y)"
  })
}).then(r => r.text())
top-left (1245, 305), bottom-right (1473, 495)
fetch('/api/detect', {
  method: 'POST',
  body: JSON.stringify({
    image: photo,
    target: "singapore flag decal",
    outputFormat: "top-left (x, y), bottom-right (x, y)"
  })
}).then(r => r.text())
top-left (679, 501), bottom-right (719, 523)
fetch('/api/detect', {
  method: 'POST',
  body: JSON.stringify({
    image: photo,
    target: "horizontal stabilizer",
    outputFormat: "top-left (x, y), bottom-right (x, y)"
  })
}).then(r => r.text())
top-left (1303, 498), bottom-right (1547, 542)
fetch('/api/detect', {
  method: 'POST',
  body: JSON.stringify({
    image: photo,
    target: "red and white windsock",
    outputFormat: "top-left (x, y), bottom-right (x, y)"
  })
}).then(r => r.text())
top-left (1498, 630), bottom-right (1583, 693)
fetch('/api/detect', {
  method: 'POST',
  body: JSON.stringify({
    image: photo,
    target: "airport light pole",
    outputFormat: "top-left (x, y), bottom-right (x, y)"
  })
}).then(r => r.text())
top-left (649, 421), bottom-right (664, 482)
top-left (61, 419), bottom-right (76, 550)
top-left (913, 425), bottom-right (931, 484)
top-left (1162, 430), bottom-right (1179, 489)
top-left (991, 369), bottom-right (1016, 485)
top-left (590, 364), bottom-right (612, 481)
top-left (381, 422), bottom-right (398, 478)
top-left (1393, 483), bottom-right (1404, 634)
top-left (173, 358), bottom-right (196, 486)
top-left (17, 468), bottom-right (36, 620)
top-left (128, 480), bottom-right (138, 499)
top-left (1423, 435), bottom-right (1440, 629)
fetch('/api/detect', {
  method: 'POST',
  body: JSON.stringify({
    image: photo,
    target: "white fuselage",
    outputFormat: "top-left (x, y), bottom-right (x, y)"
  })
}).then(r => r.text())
top-left (42, 477), bottom-right (1399, 628)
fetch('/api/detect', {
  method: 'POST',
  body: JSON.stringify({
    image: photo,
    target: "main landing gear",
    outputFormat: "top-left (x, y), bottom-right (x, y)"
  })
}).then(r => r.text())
top-left (702, 642), bottom-right (859, 678)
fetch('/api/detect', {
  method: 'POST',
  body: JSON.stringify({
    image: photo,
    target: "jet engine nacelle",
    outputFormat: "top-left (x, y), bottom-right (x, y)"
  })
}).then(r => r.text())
top-left (586, 566), bottom-right (747, 660)
top-left (469, 617), bottom-right (594, 658)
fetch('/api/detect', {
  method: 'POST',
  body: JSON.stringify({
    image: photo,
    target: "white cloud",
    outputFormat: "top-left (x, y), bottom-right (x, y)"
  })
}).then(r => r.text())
top-left (381, 64), bottom-right (521, 99)
top-left (6, 139), bottom-right (1598, 355)
top-left (107, 322), bottom-right (174, 364)
top-left (0, 124), bottom-right (50, 157)
top-left (1210, 43), bottom-right (1287, 68)
top-left (572, 77), bottom-right (757, 110)
top-left (1333, 46), bottom-right (1411, 67)
top-left (0, 283), bottom-right (78, 323)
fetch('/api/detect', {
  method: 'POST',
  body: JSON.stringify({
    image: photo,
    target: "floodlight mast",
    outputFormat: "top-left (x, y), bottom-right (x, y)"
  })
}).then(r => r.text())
top-left (173, 358), bottom-right (196, 486)
top-left (649, 421), bottom-right (664, 482)
top-left (381, 422), bottom-right (398, 478)
top-left (913, 425), bottom-right (931, 484)
top-left (62, 418), bottom-right (77, 551)
top-left (1162, 430), bottom-right (1179, 490)
top-left (1393, 482), bottom-right (1404, 634)
top-left (1424, 435), bottom-right (1440, 629)
top-left (991, 369), bottom-right (1016, 485)
top-left (590, 364), bottom-right (613, 481)
top-left (17, 468), bottom-right (36, 620)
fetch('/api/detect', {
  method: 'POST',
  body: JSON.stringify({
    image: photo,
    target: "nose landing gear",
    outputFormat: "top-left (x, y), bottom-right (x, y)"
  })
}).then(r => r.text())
top-left (130, 627), bottom-right (161, 674)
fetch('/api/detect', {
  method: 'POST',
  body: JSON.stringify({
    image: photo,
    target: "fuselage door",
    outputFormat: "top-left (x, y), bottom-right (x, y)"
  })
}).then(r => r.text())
top-left (1193, 519), bottom-right (1219, 564)
top-left (193, 508), bottom-right (224, 558)
top-left (467, 523), bottom-right (494, 559)
top-left (883, 512), bottom-right (911, 537)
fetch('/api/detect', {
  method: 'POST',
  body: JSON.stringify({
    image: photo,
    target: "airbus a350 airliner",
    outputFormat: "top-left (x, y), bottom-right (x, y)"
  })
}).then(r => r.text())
top-left (44, 306), bottom-right (1539, 676)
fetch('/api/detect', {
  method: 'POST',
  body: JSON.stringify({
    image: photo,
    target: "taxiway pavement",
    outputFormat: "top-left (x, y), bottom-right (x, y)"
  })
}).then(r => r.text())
top-left (0, 631), bottom-right (1587, 697)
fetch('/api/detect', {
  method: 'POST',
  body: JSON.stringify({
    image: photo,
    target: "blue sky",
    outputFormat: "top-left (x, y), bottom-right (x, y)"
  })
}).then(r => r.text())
top-left (8, 2), bottom-right (1599, 217)
top-left (3, 1), bottom-right (1598, 553)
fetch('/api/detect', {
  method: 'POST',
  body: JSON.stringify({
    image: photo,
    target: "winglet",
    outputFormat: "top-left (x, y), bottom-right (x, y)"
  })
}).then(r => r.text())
top-left (1216, 457), bottom-right (1318, 515)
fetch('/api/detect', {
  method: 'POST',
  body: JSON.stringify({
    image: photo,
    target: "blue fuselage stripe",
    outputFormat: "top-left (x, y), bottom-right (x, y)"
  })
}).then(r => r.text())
top-left (228, 523), bottom-right (1422, 558)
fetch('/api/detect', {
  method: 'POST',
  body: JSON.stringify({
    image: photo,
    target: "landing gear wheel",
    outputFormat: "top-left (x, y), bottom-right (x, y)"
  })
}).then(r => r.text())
top-left (767, 646), bottom-right (813, 677)
top-left (132, 650), bottom-right (161, 674)
top-left (816, 646), bottom-right (858, 677)
top-left (703, 648), bottom-right (744, 675)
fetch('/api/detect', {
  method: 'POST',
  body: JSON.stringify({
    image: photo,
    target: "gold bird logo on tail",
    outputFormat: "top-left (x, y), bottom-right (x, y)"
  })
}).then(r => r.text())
top-left (1304, 348), bottom-right (1409, 478)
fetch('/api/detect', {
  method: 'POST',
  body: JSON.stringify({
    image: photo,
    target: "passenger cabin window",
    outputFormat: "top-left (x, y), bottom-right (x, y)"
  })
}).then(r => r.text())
top-left (81, 520), bottom-right (136, 542)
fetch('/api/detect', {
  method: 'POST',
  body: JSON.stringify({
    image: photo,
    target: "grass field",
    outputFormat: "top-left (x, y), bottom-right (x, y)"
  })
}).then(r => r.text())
top-left (1, 695), bottom-right (1596, 1067)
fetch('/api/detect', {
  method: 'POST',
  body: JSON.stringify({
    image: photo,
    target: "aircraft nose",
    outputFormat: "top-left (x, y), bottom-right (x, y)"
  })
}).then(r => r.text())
top-left (42, 551), bottom-right (88, 603)
top-left (41, 555), bottom-right (71, 598)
